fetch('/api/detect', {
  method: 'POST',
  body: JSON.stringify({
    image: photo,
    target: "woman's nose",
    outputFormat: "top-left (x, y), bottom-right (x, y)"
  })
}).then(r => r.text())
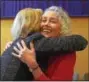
top-left (44, 21), bottom-right (49, 25)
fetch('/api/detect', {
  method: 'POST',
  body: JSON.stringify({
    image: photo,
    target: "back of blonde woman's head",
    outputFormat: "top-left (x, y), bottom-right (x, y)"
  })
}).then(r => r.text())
top-left (11, 8), bottom-right (43, 40)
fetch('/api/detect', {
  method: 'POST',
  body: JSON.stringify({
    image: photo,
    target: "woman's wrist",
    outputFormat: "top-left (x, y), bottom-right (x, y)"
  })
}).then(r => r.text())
top-left (30, 65), bottom-right (43, 80)
top-left (28, 61), bottom-right (43, 80)
top-left (28, 61), bottom-right (39, 72)
top-left (29, 64), bottom-right (39, 72)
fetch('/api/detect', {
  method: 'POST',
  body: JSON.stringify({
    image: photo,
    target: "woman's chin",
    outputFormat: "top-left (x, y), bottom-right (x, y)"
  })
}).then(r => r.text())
top-left (41, 32), bottom-right (51, 38)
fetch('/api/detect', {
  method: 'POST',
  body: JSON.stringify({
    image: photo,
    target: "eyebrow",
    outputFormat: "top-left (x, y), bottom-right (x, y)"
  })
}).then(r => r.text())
top-left (50, 17), bottom-right (58, 20)
top-left (42, 17), bottom-right (58, 20)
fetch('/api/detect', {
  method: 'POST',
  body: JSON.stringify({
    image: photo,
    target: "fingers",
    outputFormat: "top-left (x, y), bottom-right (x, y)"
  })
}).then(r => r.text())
top-left (12, 40), bottom-right (35, 59)
top-left (4, 41), bottom-right (12, 50)
top-left (13, 40), bottom-right (26, 53)
top-left (30, 41), bottom-right (35, 51)
top-left (12, 40), bottom-right (26, 58)
top-left (12, 49), bottom-right (24, 58)
top-left (13, 46), bottom-right (20, 54)
top-left (12, 52), bottom-right (21, 58)
top-left (16, 42), bottom-right (23, 50)
top-left (21, 40), bottom-right (26, 49)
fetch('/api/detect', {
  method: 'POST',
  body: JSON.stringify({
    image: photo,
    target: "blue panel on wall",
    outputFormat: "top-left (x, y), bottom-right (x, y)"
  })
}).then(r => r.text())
top-left (67, 1), bottom-right (82, 16)
top-left (1, 0), bottom-right (89, 18)
top-left (82, 0), bottom-right (89, 16)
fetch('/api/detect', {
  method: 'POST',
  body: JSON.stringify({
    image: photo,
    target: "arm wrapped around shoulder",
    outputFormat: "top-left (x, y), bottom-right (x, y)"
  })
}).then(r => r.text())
top-left (34, 34), bottom-right (88, 52)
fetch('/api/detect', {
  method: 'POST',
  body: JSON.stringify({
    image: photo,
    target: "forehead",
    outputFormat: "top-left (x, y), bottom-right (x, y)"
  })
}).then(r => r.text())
top-left (42, 11), bottom-right (58, 19)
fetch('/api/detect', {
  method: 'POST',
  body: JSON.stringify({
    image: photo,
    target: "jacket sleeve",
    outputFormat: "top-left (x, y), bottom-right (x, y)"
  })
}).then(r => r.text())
top-left (37, 52), bottom-right (76, 81)
top-left (34, 35), bottom-right (88, 52)
top-left (0, 38), bottom-right (34, 81)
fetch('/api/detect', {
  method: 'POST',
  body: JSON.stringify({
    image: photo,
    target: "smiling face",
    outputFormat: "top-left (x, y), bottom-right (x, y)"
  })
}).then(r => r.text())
top-left (40, 11), bottom-right (61, 38)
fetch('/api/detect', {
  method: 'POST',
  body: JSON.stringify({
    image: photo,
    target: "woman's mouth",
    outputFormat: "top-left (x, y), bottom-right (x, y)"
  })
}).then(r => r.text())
top-left (42, 29), bottom-right (51, 33)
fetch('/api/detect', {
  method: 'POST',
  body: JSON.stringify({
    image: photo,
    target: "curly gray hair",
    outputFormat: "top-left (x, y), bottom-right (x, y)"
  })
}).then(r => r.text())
top-left (44, 6), bottom-right (71, 35)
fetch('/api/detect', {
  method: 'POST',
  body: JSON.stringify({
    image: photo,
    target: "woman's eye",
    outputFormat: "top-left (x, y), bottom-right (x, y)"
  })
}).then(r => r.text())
top-left (50, 20), bottom-right (57, 23)
top-left (41, 19), bottom-right (46, 22)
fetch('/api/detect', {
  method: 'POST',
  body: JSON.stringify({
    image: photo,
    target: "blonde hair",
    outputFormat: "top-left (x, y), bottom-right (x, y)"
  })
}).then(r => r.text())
top-left (44, 6), bottom-right (71, 36)
top-left (11, 8), bottom-right (43, 40)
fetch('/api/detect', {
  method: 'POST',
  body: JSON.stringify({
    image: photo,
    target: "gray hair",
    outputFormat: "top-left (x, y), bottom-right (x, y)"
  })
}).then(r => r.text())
top-left (44, 6), bottom-right (71, 35)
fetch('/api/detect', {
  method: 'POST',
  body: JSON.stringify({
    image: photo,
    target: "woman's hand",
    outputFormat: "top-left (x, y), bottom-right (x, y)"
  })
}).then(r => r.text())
top-left (12, 40), bottom-right (38, 69)
top-left (4, 41), bottom-right (12, 50)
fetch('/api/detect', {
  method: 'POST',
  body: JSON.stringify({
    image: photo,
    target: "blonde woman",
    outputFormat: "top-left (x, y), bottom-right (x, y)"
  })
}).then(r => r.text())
top-left (11, 6), bottom-right (88, 81)
top-left (1, 8), bottom-right (43, 81)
